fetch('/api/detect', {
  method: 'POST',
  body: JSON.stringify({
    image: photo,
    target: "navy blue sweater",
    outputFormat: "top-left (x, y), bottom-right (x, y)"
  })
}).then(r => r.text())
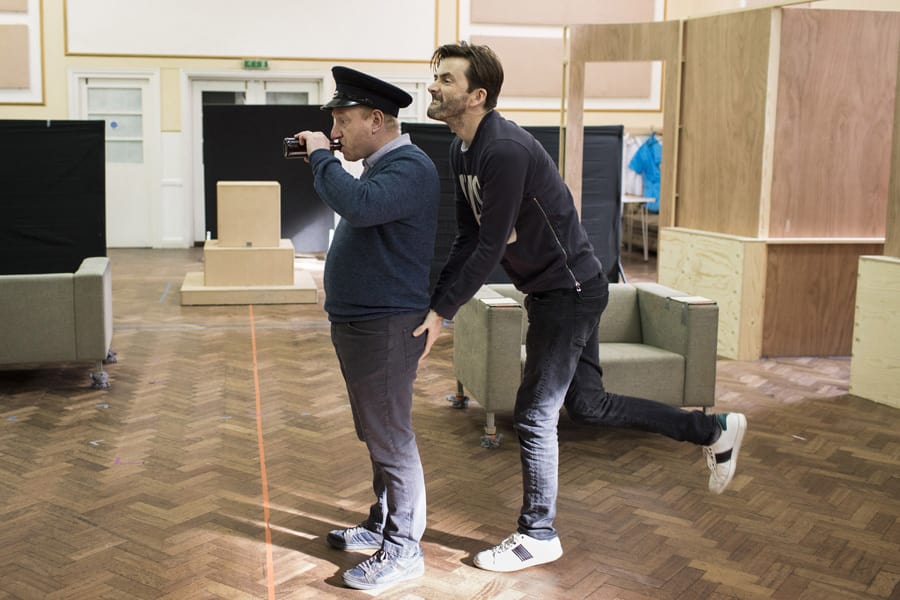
top-left (310, 143), bottom-right (440, 322)
top-left (431, 111), bottom-right (602, 319)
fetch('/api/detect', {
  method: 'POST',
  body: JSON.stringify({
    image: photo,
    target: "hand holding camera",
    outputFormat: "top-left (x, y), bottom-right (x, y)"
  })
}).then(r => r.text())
top-left (283, 134), bottom-right (342, 159)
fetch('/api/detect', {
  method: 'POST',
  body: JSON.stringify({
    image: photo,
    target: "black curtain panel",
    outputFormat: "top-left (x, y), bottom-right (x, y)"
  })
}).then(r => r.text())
top-left (580, 125), bottom-right (624, 283)
top-left (0, 120), bottom-right (106, 275)
top-left (202, 105), bottom-right (334, 253)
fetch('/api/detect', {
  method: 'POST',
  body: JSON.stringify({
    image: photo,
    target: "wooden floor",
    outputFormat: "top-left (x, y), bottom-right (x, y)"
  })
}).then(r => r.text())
top-left (1, 248), bottom-right (899, 599)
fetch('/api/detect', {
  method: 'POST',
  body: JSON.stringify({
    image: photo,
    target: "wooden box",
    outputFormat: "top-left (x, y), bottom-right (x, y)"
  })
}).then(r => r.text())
top-left (203, 239), bottom-right (294, 286)
top-left (216, 181), bottom-right (281, 248)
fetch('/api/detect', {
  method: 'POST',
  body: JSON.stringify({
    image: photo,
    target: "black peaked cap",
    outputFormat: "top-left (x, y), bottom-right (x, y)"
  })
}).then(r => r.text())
top-left (321, 66), bottom-right (412, 117)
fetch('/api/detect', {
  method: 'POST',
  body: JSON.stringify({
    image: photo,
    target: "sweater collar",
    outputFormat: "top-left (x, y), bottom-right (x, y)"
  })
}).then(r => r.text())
top-left (363, 133), bottom-right (411, 172)
top-left (461, 110), bottom-right (497, 152)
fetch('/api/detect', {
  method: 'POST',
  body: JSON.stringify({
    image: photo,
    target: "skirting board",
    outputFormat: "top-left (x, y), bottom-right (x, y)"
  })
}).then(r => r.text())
top-left (179, 269), bottom-right (317, 305)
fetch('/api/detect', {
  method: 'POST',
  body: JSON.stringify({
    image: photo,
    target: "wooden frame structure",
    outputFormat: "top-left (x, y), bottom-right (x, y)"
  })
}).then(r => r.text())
top-left (562, 20), bottom-right (682, 225)
top-left (562, 7), bottom-right (899, 363)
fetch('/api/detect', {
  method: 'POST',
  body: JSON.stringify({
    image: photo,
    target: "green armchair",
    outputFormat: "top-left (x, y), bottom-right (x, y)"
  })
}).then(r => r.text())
top-left (449, 282), bottom-right (719, 446)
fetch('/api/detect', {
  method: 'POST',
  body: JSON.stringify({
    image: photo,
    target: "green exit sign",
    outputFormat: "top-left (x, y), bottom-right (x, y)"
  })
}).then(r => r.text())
top-left (243, 59), bottom-right (269, 70)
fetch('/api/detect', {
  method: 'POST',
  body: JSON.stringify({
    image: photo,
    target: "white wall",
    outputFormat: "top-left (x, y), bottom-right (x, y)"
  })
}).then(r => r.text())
top-left (65, 0), bottom-right (436, 61)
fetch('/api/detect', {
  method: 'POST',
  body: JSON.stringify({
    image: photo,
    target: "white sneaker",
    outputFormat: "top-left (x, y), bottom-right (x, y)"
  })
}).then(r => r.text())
top-left (473, 533), bottom-right (563, 572)
top-left (704, 413), bottom-right (747, 494)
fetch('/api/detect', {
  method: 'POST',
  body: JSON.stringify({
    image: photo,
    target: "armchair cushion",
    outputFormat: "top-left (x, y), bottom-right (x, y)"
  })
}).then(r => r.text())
top-left (599, 284), bottom-right (642, 343)
top-left (599, 343), bottom-right (684, 405)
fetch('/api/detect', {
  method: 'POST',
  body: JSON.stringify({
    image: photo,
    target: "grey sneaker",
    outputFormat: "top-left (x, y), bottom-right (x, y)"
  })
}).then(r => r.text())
top-left (342, 550), bottom-right (425, 590)
top-left (704, 413), bottom-right (747, 494)
top-left (326, 525), bottom-right (383, 551)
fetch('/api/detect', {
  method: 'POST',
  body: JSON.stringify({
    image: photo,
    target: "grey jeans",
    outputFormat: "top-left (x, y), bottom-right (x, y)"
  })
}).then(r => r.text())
top-left (515, 275), bottom-right (719, 540)
top-left (330, 310), bottom-right (427, 558)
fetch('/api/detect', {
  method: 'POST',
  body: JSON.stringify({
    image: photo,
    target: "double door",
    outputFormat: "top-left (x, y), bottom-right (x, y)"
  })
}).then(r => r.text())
top-left (190, 77), bottom-right (323, 244)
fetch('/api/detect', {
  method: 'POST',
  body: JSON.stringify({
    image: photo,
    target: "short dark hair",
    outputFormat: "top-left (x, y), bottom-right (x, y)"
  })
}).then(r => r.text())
top-left (430, 41), bottom-right (504, 111)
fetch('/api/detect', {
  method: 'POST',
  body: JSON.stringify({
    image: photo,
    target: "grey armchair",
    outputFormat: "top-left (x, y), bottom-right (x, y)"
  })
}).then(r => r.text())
top-left (450, 282), bottom-right (718, 446)
top-left (0, 257), bottom-right (115, 388)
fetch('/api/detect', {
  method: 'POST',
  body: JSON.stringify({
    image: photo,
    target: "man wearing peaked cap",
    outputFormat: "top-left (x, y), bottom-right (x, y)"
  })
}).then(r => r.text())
top-left (291, 67), bottom-right (439, 591)
top-left (300, 66), bottom-right (412, 163)
top-left (322, 66), bottom-right (413, 117)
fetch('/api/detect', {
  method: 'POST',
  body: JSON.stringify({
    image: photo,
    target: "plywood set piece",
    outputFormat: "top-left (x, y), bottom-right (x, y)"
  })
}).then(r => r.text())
top-left (568, 7), bottom-right (899, 359)
top-left (850, 256), bottom-right (900, 408)
top-left (563, 19), bottom-right (682, 224)
top-left (216, 181), bottom-right (281, 248)
top-left (888, 27), bottom-right (900, 259)
top-left (673, 8), bottom-right (899, 241)
top-left (761, 241), bottom-right (883, 357)
top-left (769, 9), bottom-right (898, 239)
top-left (179, 269), bottom-right (317, 305)
top-left (203, 239), bottom-right (294, 287)
top-left (181, 181), bottom-right (319, 304)
top-left (676, 8), bottom-right (773, 238)
top-left (658, 228), bottom-right (765, 361)
top-left (659, 228), bottom-right (884, 359)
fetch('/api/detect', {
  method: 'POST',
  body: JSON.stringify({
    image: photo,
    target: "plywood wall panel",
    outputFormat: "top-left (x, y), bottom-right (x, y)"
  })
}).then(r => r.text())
top-left (676, 9), bottom-right (772, 236)
top-left (658, 228), bottom-right (766, 360)
top-left (850, 256), bottom-right (900, 408)
top-left (769, 10), bottom-right (900, 238)
top-left (571, 21), bottom-right (681, 63)
top-left (887, 22), bottom-right (900, 258)
top-left (761, 243), bottom-right (883, 356)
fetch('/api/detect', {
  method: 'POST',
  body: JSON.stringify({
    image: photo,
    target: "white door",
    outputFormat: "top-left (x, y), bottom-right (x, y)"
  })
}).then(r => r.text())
top-left (76, 75), bottom-right (159, 247)
top-left (189, 77), bottom-right (321, 243)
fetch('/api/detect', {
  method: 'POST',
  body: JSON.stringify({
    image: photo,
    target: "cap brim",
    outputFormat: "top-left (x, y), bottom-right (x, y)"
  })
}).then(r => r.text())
top-left (320, 97), bottom-right (362, 111)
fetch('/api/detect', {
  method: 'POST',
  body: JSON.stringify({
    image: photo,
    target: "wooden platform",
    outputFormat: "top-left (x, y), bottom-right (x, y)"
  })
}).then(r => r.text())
top-left (179, 269), bottom-right (318, 305)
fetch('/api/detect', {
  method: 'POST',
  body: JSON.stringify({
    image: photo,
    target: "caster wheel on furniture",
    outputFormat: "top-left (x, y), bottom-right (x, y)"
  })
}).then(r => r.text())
top-left (90, 370), bottom-right (110, 389)
top-left (447, 393), bottom-right (469, 409)
top-left (480, 430), bottom-right (502, 449)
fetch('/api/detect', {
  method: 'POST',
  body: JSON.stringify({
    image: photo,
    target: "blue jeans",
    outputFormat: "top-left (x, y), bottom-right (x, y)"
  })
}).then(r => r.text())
top-left (330, 310), bottom-right (427, 559)
top-left (514, 275), bottom-right (719, 540)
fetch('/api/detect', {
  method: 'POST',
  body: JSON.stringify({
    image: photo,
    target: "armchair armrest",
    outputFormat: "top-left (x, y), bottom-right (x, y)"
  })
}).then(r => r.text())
top-left (633, 283), bottom-right (719, 407)
top-left (452, 285), bottom-right (524, 413)
top-left (73, 257), bottom-right (113, 361)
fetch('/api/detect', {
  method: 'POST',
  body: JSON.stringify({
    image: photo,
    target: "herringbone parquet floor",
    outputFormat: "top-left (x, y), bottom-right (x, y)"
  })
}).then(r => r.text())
top-left (1, 248), bottom-right (898, 599)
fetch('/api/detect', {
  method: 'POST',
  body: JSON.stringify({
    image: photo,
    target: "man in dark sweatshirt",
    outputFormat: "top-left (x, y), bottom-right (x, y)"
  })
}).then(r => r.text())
top-left (295, 66), bottom-right (439, 591)
top-left (414, 42), bottom-right (747, 573)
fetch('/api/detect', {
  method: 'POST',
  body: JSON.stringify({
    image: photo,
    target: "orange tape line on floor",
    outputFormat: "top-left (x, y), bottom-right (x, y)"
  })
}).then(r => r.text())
top-left (249, 305), bottom-right (276, 600)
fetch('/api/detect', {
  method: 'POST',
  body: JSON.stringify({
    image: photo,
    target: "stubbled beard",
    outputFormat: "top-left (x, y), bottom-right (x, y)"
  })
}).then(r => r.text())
top-left (426, 103), bottom-right (443, 120)
top-left (427, 97), bottom-right (466, 122)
